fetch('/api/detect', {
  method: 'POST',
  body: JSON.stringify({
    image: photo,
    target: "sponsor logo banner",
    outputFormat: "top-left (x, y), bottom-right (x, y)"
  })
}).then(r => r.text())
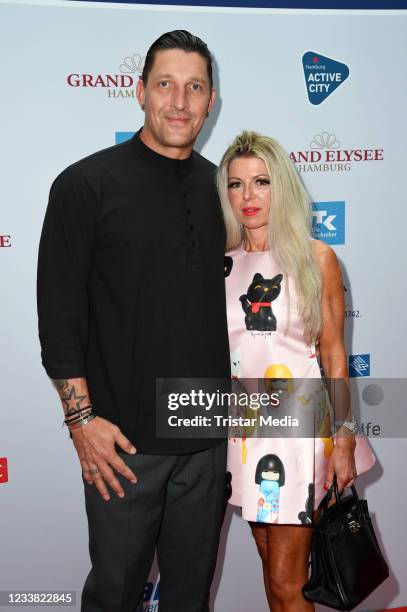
top-left (312, 201), bottom-right (345, 245)
top-left (116, 132), bottom-right (136, 145)
top-left (63, 1), bottom-right (407, 8)
top-left (66, 53), bottom-right (144, 99)
top-left (143, 578), bottom-right (159, 612)
top-left (302, 51), bottom-right (349, 105)
top-left (0, 457), bottom-right (8, 484)
top-left (0, 235), bottom-right (11, 247)
top-left (290, 132), bottom-right (384, 173)
top-left (349, 354), bottom-right (371, 377)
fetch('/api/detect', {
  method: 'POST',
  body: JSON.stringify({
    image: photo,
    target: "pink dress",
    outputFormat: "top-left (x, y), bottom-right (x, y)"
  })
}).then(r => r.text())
top-left (225, 243), bottom-right (376, 525)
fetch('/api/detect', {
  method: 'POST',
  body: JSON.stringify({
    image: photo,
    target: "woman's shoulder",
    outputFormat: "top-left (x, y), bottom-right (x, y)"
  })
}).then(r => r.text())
top-left (311, 239), bottom-right (338, 266)
top-left (311, 239), bottom-right (342, 286)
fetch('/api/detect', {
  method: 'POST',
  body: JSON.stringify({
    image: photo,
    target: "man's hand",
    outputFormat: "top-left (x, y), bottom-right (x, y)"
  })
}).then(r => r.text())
top-left (71, 416), bottom-right (138, 501)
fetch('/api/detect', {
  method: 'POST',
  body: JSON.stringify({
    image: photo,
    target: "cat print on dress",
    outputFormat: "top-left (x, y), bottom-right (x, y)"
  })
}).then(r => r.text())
top-left (226, 245), bottom-right (376, 523)
top-left (255, 454), bottom-right (285, 523)
top-left (240, 273), bottom-right (283, 331)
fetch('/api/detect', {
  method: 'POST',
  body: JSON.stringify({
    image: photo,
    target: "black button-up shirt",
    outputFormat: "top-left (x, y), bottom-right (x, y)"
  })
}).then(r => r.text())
top-left (37, 131), bottom-right (230, 453)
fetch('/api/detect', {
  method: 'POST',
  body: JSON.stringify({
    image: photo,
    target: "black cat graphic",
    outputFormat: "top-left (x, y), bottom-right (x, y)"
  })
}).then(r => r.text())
top-left (240, 272), bottom-right (283, 331)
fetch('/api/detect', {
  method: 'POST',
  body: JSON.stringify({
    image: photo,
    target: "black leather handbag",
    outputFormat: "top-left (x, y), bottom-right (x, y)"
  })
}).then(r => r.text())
top-left (302, 475), bottom-right (389, 610)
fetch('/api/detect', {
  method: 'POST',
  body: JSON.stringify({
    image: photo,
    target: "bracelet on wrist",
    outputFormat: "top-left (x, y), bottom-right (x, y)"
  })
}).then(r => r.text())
top-left (63, 405), bottom-right (94, 428)
top-left (64, 404), bottom-right (93, 420)
top-left (68, 412), bottom-right (97, 430)
top-left (334, 415), bottom-right (358, 435)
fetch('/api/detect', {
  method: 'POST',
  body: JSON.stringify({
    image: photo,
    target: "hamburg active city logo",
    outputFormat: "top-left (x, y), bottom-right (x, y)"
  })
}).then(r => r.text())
top-left (302, 52), bottom-right (349, 105)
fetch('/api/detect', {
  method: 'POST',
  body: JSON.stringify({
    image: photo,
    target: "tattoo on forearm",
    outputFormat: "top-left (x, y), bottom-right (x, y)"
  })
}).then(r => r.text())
top-left (53, 379), bottom-right (89, 415)
top-left (54, 379), bottom-right (67, 391)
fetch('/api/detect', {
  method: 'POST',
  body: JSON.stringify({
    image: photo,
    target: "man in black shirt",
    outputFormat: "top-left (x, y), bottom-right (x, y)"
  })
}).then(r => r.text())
top-left (37, 31), bottom-right (230, 612)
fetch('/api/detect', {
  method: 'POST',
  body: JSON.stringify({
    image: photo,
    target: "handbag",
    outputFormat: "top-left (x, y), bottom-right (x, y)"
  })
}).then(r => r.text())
top-left (302, 475), bottom-right (389, 610)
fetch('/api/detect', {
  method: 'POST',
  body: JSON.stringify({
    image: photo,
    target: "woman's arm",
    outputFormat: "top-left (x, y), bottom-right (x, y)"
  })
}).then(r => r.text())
top-left (313, 239), bottom-right (356, 493)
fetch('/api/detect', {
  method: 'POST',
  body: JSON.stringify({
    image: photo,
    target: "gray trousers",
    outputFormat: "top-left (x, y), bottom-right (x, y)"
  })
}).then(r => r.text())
top-left (81, 441), bottom-right (227, 612)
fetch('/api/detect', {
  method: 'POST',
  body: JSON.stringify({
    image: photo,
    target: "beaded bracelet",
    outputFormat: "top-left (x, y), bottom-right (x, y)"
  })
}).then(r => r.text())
top-left (68, 412), bottom-right (96, 430)
top-left (63, 405), bottom-right (94, 428)
top-left (63, 405), bottom-right (92, 426)
top-left (65, 407), bottom-right (93, 424)
top-left (64, 404), bottom-right (93, 420)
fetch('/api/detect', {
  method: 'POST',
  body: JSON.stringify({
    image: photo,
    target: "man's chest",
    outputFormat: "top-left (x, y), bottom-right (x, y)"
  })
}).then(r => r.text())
top-left (93, 170), bottom-right (222, 252)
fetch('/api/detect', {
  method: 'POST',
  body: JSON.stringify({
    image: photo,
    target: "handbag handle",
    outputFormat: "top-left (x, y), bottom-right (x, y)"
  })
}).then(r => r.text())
top-left (320, 475), bottom-right (363, 525)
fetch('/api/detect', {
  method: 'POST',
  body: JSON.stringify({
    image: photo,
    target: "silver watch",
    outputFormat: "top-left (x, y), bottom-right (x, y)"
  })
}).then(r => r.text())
top-left (337, 415), bottom-right (358, 434)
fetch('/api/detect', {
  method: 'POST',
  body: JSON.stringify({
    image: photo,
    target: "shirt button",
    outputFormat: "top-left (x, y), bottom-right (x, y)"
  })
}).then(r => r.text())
top-left (189, 224), bottom-right (194, 231)
top-left (183, 191), bottom-right (187, 198)
top-left (191, 241), bottom-right (196, 248)
top-left (186, 208), bottom-right (191, 215)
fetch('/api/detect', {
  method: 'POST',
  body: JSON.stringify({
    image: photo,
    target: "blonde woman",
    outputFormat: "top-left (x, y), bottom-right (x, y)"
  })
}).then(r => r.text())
top-left (217, 131), bottom-right (375, 611)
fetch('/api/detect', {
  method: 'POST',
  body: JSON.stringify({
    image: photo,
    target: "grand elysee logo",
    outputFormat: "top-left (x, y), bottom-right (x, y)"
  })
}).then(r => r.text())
top-left (290, 132), bottom-right (384, 173)
top-left (302, 52), bottom-right (349, 105)
top-left (66, 53), bottom-right (145, 99)
top-left (0, 235), bottom-right (11, 247)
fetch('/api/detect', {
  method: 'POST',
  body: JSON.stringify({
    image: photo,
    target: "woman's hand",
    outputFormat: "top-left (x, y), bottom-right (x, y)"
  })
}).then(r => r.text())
top-left (325, 435), bottom-right (357, 493)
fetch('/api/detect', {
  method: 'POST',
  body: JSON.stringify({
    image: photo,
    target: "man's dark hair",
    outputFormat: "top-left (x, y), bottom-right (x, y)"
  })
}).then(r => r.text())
top-left (142, 30), bottom-right (213, 89)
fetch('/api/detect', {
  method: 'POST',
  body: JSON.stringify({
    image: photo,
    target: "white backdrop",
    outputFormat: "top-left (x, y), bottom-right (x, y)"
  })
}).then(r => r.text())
top-left (0, 1), bottom-right (406, 611)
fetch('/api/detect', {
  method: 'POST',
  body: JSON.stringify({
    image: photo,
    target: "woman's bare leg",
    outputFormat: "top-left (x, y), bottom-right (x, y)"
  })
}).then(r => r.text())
top-left (250, 523), bottom-right (314, 611)
top-left (250, 523), bottom-right (273, 608)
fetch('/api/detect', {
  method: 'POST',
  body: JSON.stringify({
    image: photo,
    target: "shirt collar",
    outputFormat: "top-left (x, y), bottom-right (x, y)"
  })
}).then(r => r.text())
top-left (131, 128), bottom-right (194, 173)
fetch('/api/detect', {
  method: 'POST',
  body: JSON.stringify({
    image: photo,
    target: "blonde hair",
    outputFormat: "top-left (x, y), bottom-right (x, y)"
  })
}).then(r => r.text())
top-left (217, 130), bottom-right (322, 345)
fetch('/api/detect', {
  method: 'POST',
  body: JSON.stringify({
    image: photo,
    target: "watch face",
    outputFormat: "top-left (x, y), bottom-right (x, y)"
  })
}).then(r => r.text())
top-left (335, 417), bottom-right (357, 434)
top-left (346, 418), bottom-right (358, 433)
